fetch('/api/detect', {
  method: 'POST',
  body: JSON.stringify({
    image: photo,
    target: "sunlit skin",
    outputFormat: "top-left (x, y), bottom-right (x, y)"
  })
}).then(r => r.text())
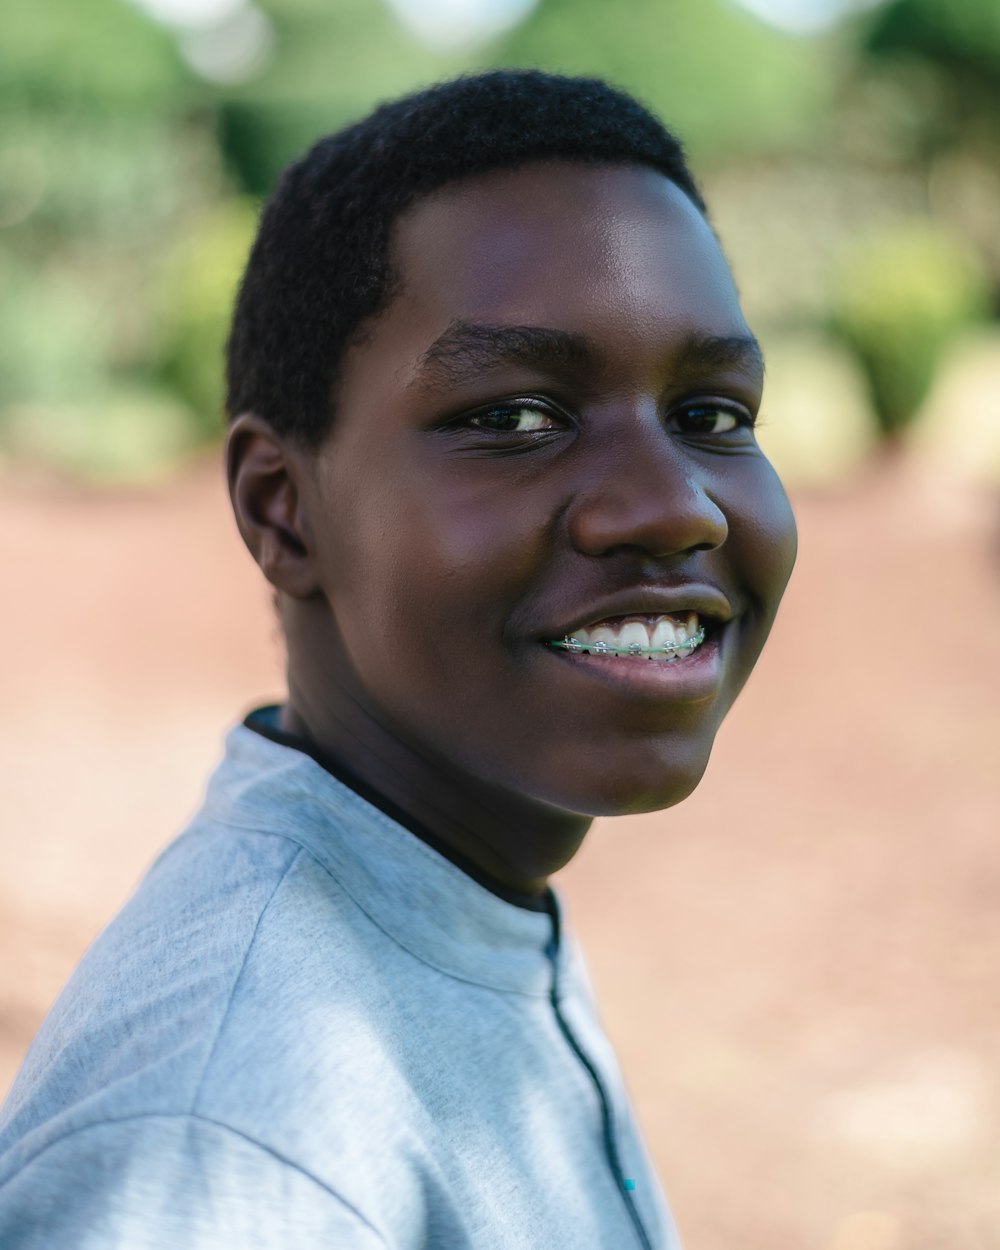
top-left (226, 161), bottom-right (798, 899)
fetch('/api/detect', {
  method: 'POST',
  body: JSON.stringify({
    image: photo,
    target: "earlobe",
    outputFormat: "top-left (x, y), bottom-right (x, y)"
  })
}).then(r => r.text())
top-left (224, 412), bottom-right (321, 600)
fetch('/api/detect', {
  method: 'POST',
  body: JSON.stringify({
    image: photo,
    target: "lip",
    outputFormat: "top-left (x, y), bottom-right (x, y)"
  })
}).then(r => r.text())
top-left (541, 625), bottom-right (727, 703)
top-left (541, 584), bottom-right (735, 641)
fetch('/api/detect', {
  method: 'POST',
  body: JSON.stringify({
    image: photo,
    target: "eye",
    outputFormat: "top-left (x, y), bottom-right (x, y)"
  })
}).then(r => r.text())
top-left (465, 402), bottom-right (565, 435)
top-left (674, 402), bottom-right (754, 436)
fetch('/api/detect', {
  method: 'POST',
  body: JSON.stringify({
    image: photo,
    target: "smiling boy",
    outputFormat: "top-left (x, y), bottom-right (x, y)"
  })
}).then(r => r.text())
top-left (0, 71), bottom-right (797, 1248)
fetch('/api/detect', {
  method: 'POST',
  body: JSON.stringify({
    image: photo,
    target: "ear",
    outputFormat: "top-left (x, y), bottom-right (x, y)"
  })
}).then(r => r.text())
top-left (224, 412), bottom-right (322, 601)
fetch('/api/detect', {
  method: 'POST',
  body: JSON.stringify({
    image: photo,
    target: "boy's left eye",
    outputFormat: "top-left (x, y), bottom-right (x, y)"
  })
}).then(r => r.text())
top-left (674, 403), bottom-right (753, 435)
top-left (466, 404), bottom-right (564, 434)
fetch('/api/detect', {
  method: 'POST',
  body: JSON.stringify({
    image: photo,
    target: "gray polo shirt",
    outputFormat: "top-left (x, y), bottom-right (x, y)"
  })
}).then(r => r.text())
top-left (0, 706), bottom-right (681, 1248)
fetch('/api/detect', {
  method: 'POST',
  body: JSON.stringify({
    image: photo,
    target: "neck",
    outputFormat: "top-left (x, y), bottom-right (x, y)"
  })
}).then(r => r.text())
top-left (279, 668), bottom-right (592, 900)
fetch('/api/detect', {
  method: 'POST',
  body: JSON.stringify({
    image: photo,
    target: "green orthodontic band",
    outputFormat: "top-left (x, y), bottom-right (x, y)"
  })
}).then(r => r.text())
top-left (547, 626), bottom-right (706, 657)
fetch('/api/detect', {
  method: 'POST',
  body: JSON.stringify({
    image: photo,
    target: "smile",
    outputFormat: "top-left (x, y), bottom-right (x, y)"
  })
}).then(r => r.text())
top-left (546, 613), bottom-right (707, 662)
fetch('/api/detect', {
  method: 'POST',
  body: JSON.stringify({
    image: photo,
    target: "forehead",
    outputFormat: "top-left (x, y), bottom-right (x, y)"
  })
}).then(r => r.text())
top-left (385, 161), bottom-right (747, 347)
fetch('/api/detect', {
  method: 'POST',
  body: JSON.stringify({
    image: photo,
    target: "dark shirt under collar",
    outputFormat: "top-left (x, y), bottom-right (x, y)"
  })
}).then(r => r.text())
top-left (243, 704), bottom-right (554, 915)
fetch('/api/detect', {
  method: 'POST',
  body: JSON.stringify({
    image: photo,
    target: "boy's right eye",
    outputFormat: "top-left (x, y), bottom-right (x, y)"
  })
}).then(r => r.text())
top-left (464, 402), bottom-right (566, 435)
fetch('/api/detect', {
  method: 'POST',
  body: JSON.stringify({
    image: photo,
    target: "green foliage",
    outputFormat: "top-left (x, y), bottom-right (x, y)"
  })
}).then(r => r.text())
top-left (754, 331), bottom-right (878, 487)
top-left (0, 0), bottom-right (208, 244)
top-left (155, 200), bottom-right (260, 438)
top-left (491, 0), bottom-right (835, 163)
top-left (830, 221), bottom-right (991, 437)
top-left (1, 0), bottom-right (998, 483)
top-left (0, 252), bottom-right (111, 407)
top-left (858, 0), bottom-right (1000, 161)
top-left (220, 0), bottom-right (473, 195)
top-left (0, 390), bottom-right (198, 484)
top-left (0, 0), bottom-right (190, 112)
top-left (0, 0), bottom-right (232, 479)
top-left (865, 0), bottom-right (1000, 82)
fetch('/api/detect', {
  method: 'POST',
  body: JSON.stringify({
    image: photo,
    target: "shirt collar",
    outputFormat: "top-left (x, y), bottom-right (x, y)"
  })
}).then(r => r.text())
top-left (199, 705), bottom-right (569, 996)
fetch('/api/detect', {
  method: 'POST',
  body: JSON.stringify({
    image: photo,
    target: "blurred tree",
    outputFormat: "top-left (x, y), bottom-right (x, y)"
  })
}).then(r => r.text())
top-left (1, 0), bottom-right (187, 112)
top-left (3, 0), bottom-right (998, 481)
top-left (866, 0), bottom-right (1000, 93)
top-left (815, 0), bottom-right (1000, 438)
top-left (831, 221), bottom-right (990, 438)
top-left (490, 0), bottom-right (836, 164)
top-left (830, 0), bottom-right (1000, 172)
top-left (856, 0), bottom-right (1000, 288)
top-left (0, 0), bottom-right (200, 248)
top-left (0, 0), bottom-right (230, 478)
top-left (155, 199), bottom-right (259, 440)
top-left (219, 0), bottom-right (473, 196)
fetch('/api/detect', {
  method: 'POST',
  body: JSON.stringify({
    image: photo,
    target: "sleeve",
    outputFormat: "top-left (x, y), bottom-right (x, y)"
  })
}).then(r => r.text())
top-left (0, 1114), bottom-right (389, 1250)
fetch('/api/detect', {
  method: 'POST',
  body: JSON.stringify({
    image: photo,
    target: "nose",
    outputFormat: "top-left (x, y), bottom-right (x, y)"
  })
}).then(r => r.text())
top-left (566, 415), bottom-right (728, 559)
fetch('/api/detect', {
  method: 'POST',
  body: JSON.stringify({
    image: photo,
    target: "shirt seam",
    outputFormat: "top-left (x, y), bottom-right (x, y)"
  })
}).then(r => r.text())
top-left (0, 1111), bottom-right (388, 1243)
top-left (204, 821), bottom-right (556, 999)
top-left (240, 711), bottom-right (553, 914)
top-left (224, 729), bottom-right (552, 914)
top-left (190, 844), bottom-right (305, 1112)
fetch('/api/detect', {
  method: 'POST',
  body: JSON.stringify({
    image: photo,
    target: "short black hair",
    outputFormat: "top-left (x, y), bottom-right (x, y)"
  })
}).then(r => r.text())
top-left (225, 69), bottom-right (707, 451)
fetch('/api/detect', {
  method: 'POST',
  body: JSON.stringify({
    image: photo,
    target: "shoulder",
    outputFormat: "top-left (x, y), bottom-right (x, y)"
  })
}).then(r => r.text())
top-left (0, 827), bottom-right (321, 1159)
top-left (0, 1112), bottom-right (390, 1249)
top-left (0, 820), bottom-right (418, 1164)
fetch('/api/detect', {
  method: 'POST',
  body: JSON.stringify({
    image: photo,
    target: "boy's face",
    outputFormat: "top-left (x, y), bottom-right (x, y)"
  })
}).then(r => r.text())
top-left (284, 161), bottom-right (797, 818)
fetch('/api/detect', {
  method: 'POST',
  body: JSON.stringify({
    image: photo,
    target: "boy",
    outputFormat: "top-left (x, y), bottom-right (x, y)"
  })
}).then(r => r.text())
top-left (0, 70), bottom-right (797, 1248)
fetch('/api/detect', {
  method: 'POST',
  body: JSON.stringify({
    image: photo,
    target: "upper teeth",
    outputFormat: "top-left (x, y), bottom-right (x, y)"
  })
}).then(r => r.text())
top-left (550, 612), bottom-right (706, 657)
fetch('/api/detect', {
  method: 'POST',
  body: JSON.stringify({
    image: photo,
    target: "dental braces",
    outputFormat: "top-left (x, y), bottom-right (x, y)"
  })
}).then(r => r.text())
top-left (548, 624), bottom-right (706, 659)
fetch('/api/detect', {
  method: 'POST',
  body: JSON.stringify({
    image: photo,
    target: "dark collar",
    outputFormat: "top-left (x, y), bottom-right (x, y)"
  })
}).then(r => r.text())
top-left (242, 704), bottom-right (554, 915)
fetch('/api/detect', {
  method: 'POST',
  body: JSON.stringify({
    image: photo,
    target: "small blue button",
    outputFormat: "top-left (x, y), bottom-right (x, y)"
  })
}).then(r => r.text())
top-left (624, 1179), bottom-right (636, 1191)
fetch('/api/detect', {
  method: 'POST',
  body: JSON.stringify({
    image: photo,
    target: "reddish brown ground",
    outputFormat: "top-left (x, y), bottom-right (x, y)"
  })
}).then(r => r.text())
top-left (1, 449), bottom-right (997, 1250)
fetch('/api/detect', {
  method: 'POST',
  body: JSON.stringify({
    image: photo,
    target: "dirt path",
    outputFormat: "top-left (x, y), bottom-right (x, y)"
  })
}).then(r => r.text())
top-left (1, 449), bottom-right (997, 1250)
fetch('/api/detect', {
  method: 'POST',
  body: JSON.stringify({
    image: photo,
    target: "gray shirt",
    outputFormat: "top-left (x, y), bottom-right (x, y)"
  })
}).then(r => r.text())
top-left (0, 706), bottom-right (681, 1248)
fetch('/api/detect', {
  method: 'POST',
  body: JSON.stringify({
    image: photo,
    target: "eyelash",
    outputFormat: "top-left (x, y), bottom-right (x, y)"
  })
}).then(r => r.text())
top-left (675, 401), bottom-right (757, 435)
top-left (462, 400), bottom-right (566, 436)
top-left (458, 398), bottom-right (756, 437)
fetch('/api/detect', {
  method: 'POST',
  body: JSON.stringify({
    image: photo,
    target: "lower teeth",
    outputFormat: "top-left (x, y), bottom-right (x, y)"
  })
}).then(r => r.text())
top-left (548, 626), bottom-right (706, 661)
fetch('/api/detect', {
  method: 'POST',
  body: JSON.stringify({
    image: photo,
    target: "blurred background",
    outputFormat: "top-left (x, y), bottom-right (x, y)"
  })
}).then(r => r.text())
top-left (1, 1), bottom-right (998, 1247)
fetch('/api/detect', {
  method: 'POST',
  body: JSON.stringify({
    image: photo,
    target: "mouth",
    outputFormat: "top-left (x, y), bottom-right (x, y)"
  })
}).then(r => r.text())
top-left (545, 611), bottom-right (715, 663)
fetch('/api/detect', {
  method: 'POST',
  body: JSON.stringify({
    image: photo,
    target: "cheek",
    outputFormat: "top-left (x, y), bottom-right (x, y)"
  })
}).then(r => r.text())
top-left (329, 461), bottom-right (550, 649)
top-left (724, 460), bottom-right (798, 611)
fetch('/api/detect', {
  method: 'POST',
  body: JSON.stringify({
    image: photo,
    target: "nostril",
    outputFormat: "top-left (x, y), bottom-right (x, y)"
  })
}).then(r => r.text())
top-left (567, 479), bottom-right (728, 560)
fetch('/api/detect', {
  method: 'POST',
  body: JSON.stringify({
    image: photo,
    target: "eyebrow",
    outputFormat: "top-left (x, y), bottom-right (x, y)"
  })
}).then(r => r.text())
top-left (414, 321), bottom-right (596, 386)
top-left (673, 330), bottom-right (766, 377)
top-left (412, 319), bottom-right (765, 388)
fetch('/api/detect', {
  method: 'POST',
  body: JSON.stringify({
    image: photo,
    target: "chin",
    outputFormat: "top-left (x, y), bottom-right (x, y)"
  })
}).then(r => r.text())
top-left (549, 742), bottom-right (714, 819)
